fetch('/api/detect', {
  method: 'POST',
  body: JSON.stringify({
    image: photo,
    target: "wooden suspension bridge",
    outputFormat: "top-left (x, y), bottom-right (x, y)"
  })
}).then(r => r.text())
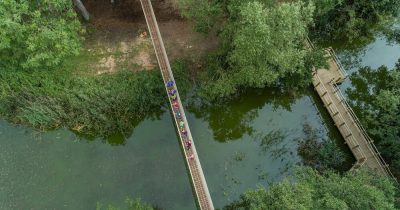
top-left (139, 0), bottom-right (214, 209)
top-left (307, 39), bottom-right (396, 179)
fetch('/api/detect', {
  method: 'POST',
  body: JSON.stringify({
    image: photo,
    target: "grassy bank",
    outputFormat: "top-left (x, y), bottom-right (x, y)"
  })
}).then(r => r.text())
top-left (0, 67), bottom-right (166, 138)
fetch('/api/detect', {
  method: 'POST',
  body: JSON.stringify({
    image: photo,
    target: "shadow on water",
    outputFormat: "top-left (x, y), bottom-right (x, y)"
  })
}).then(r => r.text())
top-left (0, 85), bottom-right (356, 209)
top-left (188, 87), bottom-right (301, 142)
top-left (308, 87), bottom-right (355, 171)
top-left (72, 105), bottom-right (167, 146)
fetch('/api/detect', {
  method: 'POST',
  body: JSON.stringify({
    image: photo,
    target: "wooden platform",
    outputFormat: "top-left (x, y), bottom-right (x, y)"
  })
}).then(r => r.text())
top-left (311, 43), bottom-right (395, 178)
top-left (139, 0), bottom-right (214, 209)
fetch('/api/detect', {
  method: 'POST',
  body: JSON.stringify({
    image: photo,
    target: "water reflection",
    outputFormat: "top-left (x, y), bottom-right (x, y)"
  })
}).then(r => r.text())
top-left (187, 86), bottom-right (338, 208)
top-left (189, 88), bottom-right (302, 142)
top-left (72, 107), bottom-right (166, 146)
top-left (0, 116), bottom-right (197, 210)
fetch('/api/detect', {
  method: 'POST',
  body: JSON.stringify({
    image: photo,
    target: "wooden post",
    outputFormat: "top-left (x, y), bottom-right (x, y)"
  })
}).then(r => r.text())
top-left (73, 0), bottom-right (90, 21)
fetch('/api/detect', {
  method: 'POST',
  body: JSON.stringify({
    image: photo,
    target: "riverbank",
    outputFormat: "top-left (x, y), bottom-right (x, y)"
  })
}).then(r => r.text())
top-left (1, 1), bottom-right (399, 209)
top-left (0, 0), bottom-right (217, 139)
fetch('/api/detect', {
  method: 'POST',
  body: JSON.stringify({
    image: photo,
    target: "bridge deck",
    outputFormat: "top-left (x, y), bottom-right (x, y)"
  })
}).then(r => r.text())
top-left (139, 0), bottom-right (214, 209)
top-left (311, 44), bottom-right (395, 178)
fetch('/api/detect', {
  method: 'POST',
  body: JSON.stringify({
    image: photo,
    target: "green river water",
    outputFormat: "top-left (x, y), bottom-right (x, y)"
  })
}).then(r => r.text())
top-left (1, 34), bottom-right (399, 209)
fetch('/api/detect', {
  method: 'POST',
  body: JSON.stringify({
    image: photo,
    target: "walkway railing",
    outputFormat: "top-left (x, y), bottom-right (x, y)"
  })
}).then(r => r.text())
top-left (309, 37), bottom-right (396, 181)
top-left (313, 72), bottom-right (368, 167)
top-left (331, 84), bottom-right (396, 179)
top-left (306, 37), bottom-right (347, 80)
top-left (306, 37), bottom-right (315, 50)
top-left (326, 47), bottom-right (348, 79)
top-left (139, 0), bottom-right (214, 209)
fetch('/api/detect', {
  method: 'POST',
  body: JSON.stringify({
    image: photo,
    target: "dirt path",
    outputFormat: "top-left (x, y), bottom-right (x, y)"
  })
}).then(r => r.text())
top-left (80, 0), bottom-right (218, 75)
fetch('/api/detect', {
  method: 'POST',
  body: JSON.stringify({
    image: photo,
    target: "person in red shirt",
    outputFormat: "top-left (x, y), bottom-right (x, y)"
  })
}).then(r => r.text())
top-left (185, 140), bottom-right (192, 149)
top-left (189, 153), bottom-right (195, 160)
top-left (172, 101), bottom-right (179, 110)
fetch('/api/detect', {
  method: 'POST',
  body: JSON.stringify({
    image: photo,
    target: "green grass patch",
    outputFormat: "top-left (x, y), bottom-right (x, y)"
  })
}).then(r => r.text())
top-left (0, 68), bottom-right (166, 138)
top-left (0, 57), bottom-right (193, 139)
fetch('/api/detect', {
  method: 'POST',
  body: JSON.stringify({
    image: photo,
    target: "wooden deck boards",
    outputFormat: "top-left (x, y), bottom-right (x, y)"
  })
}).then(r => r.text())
top-left (312, 49), bottom-right (393, 177)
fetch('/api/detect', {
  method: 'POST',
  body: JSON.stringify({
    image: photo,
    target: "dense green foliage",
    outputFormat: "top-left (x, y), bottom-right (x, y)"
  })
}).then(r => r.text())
top-left (347, 61), bottom-right (400, 177)
top-left (225, 167), bottom-right (397, 210)
top-left (190, 0), bottom-right (324, 101)
top-left (0, 68), bottom-right (165, 139)
top-left (96, 198), bottom-right (154, 210)
top-left (226, 1), bottom-right (314, 86)
top-left (0, 0), bottom-right (82, 71)
top-left (308, 0), bottom-right (400, 44)
top-left (177, 0), bottom-right (221, 33)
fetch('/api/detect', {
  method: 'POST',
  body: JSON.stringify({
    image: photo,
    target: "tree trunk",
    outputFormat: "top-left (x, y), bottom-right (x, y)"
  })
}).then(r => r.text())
top-left (72, 0), bottom-right (90, 21)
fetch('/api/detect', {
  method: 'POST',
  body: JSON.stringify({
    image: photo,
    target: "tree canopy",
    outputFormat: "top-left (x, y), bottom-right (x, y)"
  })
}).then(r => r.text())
top-left (177, 0), bottom-right (221, 33)
top-left (228, 1), bottom-right (314, 87)
top-left (308, 0), bottom-right (400, 44)
top-left (0, 0), bottom-right (82, 71)
top-left (225, 167), bottom-right (397, 210)
top-left (195, 0), bottom-right (322, 101)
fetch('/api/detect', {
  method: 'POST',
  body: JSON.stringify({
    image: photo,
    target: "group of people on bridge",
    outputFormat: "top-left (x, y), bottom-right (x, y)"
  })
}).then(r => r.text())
top-left (166, 80), bottom-right (194, 160)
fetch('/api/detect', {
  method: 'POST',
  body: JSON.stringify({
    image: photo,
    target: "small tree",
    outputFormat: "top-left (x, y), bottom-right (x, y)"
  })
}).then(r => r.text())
top-left (0, 0), bottom-right (82, 71)
top-left (199, 1), bottom-right (320, 101)
top-left (177, 0), bottom-right (221, 33)
top-left (227, 1), bottom-right (315, 88)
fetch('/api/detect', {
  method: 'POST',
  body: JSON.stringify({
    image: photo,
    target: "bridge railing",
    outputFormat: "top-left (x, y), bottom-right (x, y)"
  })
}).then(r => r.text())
top-left (313, 72), bottom-right (368, 166)
top-left (140, 0), bottom-right (214, 208)
top-left (326, 47), bottom-right (348, 79)
top-left (306, 37), bottom-right (315, 50)
top-left (309, 37), bottom-right (397, 181)
top-left (306, 37), bottom-right (347, 80)
top-left (331, 84), bottom-right (396, 180)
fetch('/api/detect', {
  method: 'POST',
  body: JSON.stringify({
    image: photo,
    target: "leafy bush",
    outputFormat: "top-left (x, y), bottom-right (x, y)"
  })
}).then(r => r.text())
top-left (195, 1), bottom-right (323, 101)
top-left (177, 0), bottom-right (221, 33)
top-left (0, 0), bottom-right (82, 71)
top-left (308, 0), bottom-right (400, 44)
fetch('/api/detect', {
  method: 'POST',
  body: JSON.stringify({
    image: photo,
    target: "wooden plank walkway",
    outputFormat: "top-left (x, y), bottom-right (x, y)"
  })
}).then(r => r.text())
top-left (309, 40), bottom-right (395, 179)
top-left (139, 0), bottom-right (214, 209)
